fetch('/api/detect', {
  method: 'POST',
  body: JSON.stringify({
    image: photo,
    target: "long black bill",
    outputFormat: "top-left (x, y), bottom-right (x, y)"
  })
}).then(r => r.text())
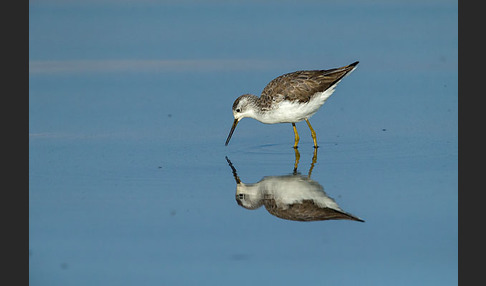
top-left (225, 119), bottom-right (239, 146)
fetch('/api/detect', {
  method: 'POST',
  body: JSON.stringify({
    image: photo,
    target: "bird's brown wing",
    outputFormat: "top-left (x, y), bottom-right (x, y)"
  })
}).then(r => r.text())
top-left (260, 62), bottom-right (358, 107)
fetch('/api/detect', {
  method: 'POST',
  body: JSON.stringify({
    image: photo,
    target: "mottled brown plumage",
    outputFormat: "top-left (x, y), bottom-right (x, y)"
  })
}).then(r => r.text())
top-left (263, 198), bottom-right (364, 222)
top-left (260, 62), bottom-right (359, 108)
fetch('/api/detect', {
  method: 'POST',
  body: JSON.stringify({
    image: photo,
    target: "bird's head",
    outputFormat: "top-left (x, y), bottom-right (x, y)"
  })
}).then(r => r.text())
top-left (225, 94), bottom-right (257, 146)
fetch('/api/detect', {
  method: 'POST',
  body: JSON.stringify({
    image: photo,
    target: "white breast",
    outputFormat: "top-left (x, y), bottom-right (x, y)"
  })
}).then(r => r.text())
top-left (259, 87), bottom-right (336, 124)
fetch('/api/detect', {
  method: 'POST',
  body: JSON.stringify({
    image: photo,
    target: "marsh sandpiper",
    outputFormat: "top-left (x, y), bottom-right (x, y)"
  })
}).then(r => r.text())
top-left (225, 61), bottom-right (359, 148)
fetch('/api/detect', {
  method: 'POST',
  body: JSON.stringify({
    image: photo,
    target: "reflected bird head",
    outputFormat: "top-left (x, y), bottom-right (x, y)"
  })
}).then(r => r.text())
top-left (235, 183), bottom-right (263, 210)
top-left (226, 156), bottom-right (263, 209)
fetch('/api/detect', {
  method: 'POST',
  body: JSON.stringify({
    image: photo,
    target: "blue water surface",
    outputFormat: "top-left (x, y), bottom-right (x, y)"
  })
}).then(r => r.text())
top-left (29, 1), bottom-right (457, 285)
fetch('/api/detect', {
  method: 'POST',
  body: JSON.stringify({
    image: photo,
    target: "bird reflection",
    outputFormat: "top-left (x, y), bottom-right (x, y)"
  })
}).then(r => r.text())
top-left (226, 149), bottom-right (364, 222)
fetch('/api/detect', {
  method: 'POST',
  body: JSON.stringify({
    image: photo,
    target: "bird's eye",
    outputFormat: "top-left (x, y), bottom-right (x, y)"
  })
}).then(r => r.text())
top-left (236, 108), bottom-right (241, 112)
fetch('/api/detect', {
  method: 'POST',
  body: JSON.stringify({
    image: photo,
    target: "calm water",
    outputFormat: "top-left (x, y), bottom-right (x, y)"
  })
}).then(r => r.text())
top-left (29, 1), bottom-right (457, 285)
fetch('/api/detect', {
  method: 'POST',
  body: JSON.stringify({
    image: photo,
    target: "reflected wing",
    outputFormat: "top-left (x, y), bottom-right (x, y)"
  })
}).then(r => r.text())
top-left (264, 199), bottom-right (364, 222)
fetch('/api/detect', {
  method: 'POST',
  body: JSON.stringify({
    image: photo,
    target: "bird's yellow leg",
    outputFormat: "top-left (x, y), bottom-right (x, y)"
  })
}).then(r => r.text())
top-left (292, 123), bottom-right (300, 149)
top-left (305, 119), bottom-right (318, 148)
top-left (293, 147), bottom-right (300, 174)
top-left (308, 147), bottom-right (318, 178)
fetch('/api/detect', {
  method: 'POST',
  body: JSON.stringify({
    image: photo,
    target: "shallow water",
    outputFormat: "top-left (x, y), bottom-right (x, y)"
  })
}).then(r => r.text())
top-left (30, 1), bottom-right (457, 285)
